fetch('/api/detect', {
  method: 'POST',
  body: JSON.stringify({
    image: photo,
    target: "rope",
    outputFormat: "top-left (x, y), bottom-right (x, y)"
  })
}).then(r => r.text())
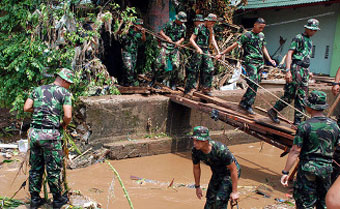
top-left (137, 25), bottom-right (310, 118)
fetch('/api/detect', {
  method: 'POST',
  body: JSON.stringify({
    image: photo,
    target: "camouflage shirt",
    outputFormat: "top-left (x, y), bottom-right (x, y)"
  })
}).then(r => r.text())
top-left (237, 31), bottom-right (266, 64)
top-left (120, 27), bottom-right (142, 53)
top-left (162, 20), bottom-right (186, 49)
top-left (289, 33), bottom-right (313, 63)
top-left (193, 24), bottom-right (211, 49)
top-left (29, 84), bottom-right (72, 128)
top-left (294, 116), bottom-right (340, 173)
top-left (192, 140), bottom-right (239, 177)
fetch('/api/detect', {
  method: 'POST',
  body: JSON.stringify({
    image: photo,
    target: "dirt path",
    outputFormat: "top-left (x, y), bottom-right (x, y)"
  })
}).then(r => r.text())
top-left (0, 142), bottom-right (294, 209)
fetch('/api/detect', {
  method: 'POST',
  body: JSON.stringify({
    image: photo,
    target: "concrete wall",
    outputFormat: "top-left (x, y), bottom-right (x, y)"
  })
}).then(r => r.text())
top-left (80, 85), bottom-right (335, 147)
top-left (237, 3), bottom-right (340, 75)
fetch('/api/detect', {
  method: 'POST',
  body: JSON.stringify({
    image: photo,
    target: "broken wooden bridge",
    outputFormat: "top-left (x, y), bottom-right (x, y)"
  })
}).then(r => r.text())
top-left (118, 82), bottom-right (296, 155)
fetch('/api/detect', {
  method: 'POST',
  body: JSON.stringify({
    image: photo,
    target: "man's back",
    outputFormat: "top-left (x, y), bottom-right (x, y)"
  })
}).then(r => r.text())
top-left (295, 116), bottom-right (340, 168)
top-left (30, 84), bottom-right (72, 128)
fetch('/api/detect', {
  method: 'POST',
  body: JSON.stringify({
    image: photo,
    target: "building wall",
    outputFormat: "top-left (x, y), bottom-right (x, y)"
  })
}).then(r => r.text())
top-left (238, 3), bottom-right (340, 75)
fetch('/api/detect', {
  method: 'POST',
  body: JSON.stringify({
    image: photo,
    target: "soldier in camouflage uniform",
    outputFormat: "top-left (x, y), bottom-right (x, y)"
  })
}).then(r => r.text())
top-left (191, 126), bottom-right (240, 208)
top-left (24, 68), bottom-right (74, 209)
top-left (152, 11), bottom-right (187, 89)
top-left (185, 13), bottom-right (221, 96)
top-left (216, 18), bottom-right (276, 114)
top-left (268, 19), bottom-right (319, 125)
top-left (280, 90), bottom-right (340, 209)
top-left (119, 19), bottom-right (146, 86)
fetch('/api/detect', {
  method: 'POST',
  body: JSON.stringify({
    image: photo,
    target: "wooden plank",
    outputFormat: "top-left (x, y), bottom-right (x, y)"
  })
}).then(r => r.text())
top-left (255, 118), bottom-right (296, 135)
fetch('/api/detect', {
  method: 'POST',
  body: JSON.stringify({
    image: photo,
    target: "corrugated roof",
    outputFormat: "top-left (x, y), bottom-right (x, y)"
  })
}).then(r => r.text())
top-left (242, 0), bottom-right (330, 9)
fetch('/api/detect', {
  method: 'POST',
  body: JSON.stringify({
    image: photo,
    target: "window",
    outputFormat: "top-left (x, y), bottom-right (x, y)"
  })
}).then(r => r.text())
top-left (325, 45), bottom-right (330, 59)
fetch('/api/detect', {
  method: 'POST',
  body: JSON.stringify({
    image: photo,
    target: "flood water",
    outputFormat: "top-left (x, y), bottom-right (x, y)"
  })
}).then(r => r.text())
top-left (0, 142), bottom-right (292, 209)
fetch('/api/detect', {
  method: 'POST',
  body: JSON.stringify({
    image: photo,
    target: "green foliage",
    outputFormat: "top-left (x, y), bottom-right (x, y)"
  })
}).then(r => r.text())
top-left (0, 1), bottom-right (133, 119)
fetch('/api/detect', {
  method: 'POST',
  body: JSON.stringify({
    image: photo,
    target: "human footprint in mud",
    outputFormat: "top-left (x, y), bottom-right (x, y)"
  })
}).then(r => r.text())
top-left (24, 68), bottom-right (74, 209)
top-left (191, 126), bottom-right (240, 208)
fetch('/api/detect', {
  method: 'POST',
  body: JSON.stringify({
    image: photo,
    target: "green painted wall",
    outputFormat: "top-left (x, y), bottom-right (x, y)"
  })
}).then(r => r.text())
top-left (330, 13), bottom-right (340, 76)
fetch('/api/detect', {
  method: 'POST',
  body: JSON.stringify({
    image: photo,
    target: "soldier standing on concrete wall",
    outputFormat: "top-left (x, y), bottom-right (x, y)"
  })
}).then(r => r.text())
top-left (185, 13), bottom-right (220, 96)
top-left (280, 90), bottom-right (340, 209)
top-left (24, 68), bottom-right (74, 209)
top-left (267, 19), bottom-right (319, 126)
top-left (152, 11), bottom-right (187, 90)
top-left (119, 18), bottom-right (146, 87)
top-left (191, 126), bottom-right (240, 208)
top-left (216, 18), bottom-right (276, 115)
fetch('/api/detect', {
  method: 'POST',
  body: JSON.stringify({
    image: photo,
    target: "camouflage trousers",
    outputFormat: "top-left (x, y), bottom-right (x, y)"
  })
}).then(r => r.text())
top-left (205, 164), bottom-right (241, 209)
top-left (121, 50), bottom-right (138, 86)
top-left (185, 49), bottom-right (214, 92)
top-left (273, 64), bottom-right (309, 123)
top-left (154, 46), bottom-right (181, 86)
top-left (239, 63), bottom-right (264, 108)
top-left (29, 128), bottom-right (63, 197)
top-left (294, 166), bottom-right (332, 209)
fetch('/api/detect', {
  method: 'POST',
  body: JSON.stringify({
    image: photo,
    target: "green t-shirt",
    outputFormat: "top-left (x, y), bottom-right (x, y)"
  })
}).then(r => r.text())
top-left (29, 84), bottom-right (72, 128)
top-left (294, 116), bottom-right (340, 174)
top-left (162, 20), bottom-right (186, 49)
top-left (238, 31), bottom-right (266, 64)
top-left (192, 140), bottom-right (240, 177)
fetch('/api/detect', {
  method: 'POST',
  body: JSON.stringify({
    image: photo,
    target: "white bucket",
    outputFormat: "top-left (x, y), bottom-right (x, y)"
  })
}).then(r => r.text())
top-left (18, 139), bottom-right (28, 153)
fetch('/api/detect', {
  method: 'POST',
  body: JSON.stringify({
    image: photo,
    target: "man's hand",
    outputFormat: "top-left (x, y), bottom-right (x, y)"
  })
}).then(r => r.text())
top-left (332, 85), bottom-right (340, 96)
top-left (281, 175), bottom-right (289, 187)
top-left (230, 191), bottom-right (240, 201)
top-left (285, 70), bottom-right (293, 83)
top-left (269, 59), bottom-right (277, 67)
top-left (215, 54), bottom-right (222, 60)
top-left (196, 187), bottom-right (203, 199)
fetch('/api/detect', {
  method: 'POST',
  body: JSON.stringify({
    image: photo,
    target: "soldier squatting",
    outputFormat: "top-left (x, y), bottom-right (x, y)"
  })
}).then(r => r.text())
top-left (23, 12), bottom-right (340, 209)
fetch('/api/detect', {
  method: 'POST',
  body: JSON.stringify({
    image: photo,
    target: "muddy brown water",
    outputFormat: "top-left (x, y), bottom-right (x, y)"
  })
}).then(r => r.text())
top-left (0, 142), bottom-right (293, 209)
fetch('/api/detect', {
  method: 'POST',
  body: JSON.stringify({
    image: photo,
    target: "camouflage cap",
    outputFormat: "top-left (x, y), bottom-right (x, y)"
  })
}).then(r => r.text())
top-left (304, 18), bottom-right (320, 31)
top-left (193, 14), bottom-right (204, 22)
top-left (192, 126), bottom-right (211, 141)
top-left (304, 90), bottom-right (328, 110)
top-left (176, 11), bottom-right (187, 23)
top-left (56, 68), bottom-right (74, 84)
top-left (204, 13), bottom-right (218, 22)
top-left (134, 18), bottom-right (144, 25)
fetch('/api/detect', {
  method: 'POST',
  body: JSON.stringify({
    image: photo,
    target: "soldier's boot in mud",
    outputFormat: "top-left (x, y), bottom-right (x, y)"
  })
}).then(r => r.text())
top-left (53, 193), bottom-right (68, 209)
top-left (267, 108), bottom-right (280, 124)
top-left (30, 192), bottom-right (46, 209)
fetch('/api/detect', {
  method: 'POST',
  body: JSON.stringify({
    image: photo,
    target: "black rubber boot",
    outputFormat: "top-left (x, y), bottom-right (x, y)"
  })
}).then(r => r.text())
top-left (267, 108), bottom-right (280, 124)
top-left (239, 103), bottom-right (255, 115)
top-left (52, 194), bottom-right (68, 209)
top-left (30, 192), bottom-right (46, 209)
